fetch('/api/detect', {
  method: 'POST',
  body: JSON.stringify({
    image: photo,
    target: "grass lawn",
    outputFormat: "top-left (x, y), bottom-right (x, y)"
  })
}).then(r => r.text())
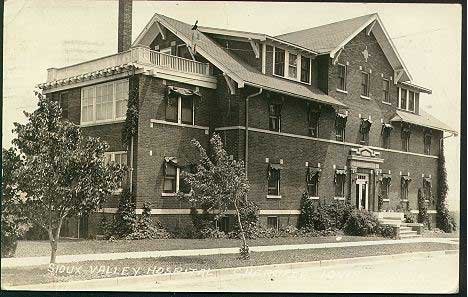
top-left (422, 229), bottom-right (459, 239)
top-left (2, 242), bottom-right (457, 287)
top-left (14, 234), bottom-right (386, 258)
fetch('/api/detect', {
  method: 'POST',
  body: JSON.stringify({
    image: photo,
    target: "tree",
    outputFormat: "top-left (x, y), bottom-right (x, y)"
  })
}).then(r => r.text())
top-left (1, 148), bottom-right (29, 257)
top-left (178, 133), bottom-right (251, 259)
top-left (11, 92), bottom-right (125, 263)
top-left (436, 141), bottom-right (456, 232)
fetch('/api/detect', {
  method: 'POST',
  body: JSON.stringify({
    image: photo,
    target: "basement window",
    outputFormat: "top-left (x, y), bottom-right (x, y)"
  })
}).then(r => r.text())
top-left (267, 216), bottom-right (279, 231)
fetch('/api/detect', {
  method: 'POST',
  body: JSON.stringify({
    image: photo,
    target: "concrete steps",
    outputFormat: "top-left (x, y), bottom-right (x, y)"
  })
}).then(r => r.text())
top-left (376, 212), bottom-right (422, 239)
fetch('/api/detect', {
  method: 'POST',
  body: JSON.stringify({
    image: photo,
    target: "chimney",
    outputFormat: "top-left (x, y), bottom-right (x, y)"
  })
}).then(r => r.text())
top-left (118, 0), bottom-right (132, 52)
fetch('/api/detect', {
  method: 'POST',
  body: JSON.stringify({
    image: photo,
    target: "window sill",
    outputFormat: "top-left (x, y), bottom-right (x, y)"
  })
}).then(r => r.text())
top-left (360, 95), bottom-right (371, 100)
top-left (401, 199), bottom-right (409, 202)
top-left (333, 197), bottom-right (346, 201)
top-left (383, 198), bottom-right (390, 202)
top-left (381, 101), bottom-right (392, 105)
top-left (336, 89), bottom-right (348, 94)
top-left (150, 119), bottom-right (209, 132)
top-left (267, 195), bottom-right (282, 199)
top-left (424, 199), bottom-right (430, 203)
top-left (161, 192), bottom-right (177, 197)
top-left (80, 119), bottom-right (125, 127)
top-left (308, 196), bottom-right (320, 200)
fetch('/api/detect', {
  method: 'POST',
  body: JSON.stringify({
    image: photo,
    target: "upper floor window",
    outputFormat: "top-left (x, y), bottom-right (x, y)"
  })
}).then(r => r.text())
top-left (381, 123), bottom-right (393, 149)
top-left (59, 92), bottom-right (69, 119)
top-left (268, 164), bottom-right (282, 197)
top-left (273, 47), bottom-right (311, 84)
top-left (337, 64), bottom-right (347, 91)
top-left (361, 72), bottom-right (370, 97)
top-left (401, 125), bottom-right (411, 152)
top-left (269, 104), bottom-right (281, 132)
top-left (288, 53), bottom-right (298, 79)
top-left (300, 56), bottom-right (311, 83)
top-left (398, 88), bottom-right (417, 113)
top-left (335, 113), bottom-right (347, 142)
top-left (163, 162), bottom-right (177, 194)
top-left (307, 104), bottom-right (320, 137)
top-left (359, 118), bottom-right (372, 145)
top-left (81, 79), bottom-right (129, 125)
top-left (274, 48), bottom-right (285, 76)
top-left (424, 131), bottom-right (432, 155)
top-left (382, 79), bottom-right (390, 103)
top-left (165, 86), bottom-right (197, 125)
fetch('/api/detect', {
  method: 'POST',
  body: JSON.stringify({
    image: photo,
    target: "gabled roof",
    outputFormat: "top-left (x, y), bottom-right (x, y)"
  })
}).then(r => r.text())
top-left (390, 109), bottom-right (457, 134)
top-left (277, 13), bottom-right (412, 82)
top-left (133, 13), bottom-right (347, 109)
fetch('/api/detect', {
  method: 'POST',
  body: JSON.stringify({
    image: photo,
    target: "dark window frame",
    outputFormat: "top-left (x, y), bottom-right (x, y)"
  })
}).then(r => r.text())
top-left (300, 56), bottom-right (311, 83)
top-left (335, 173), bottom-right (346, 197)
top-left (308, 104), bottom-right (320, 138)
top-left (181, 96), bottom-right (194, 125)
top-left (268, 167), bottom-right (280, 196)
top-left (267, 216), bottom-right (279, 231)
top-left (361, 72), bottom-right (370, 97)
top-left (274, 48), bottom-right (285, 77)
top-left (382, 79), bottom-right (390, 103)
top-left (163, 163), bottom-right (177, 194)
top-left (337, 64), bottom-right (347, 91)
top-left (268, 104), bottom-right (281, 132)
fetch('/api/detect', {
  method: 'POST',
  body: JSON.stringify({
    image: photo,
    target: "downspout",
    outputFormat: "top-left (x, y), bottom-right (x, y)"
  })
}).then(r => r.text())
top-left (245, 88), bottom-right (263, 178)
top-left (129, 136), bottom-right (134, 193)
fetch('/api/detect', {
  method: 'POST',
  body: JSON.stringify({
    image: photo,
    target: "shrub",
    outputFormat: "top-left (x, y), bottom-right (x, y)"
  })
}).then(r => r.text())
top-left (436, 141), bottom-right (456, 233)
top-left (377, 193), bottom-right (384, 212)
top-left (343, 209), bottom-right (380, 236)
top-left (377, 224), bottom-right (396, 239)
top-left (299, 194), bottom-right (352, 232)
top-left (125, 203), bottom-right (172, 240)
top-left (437, 207), bottom-right (456, 233)
top-left (112, 189), bottom-right (138, 238)
top-left (417, 188), bottom-right (430, 228)
top-left (404, 211), bottom-right (415, 223)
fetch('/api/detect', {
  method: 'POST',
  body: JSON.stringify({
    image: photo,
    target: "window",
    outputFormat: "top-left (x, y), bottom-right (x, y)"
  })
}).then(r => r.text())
top-left (216, 216), bottom-right (230, 233)
top-left (359, 119), bottom-right (372, 145)
top-left (401, 176), bottom-right (411, 201)
top-left (300, 56), bottom-right (311, 83)
top-left (165, 95), bottom-right (195, 125)
top-left (267, 216), bottom-right (279, 231)
top-left (399, 88), bottom-right (407, 110)
top-left (381, 176), bottom-right (391, 200)
top-left (424, 132), bottom-right (432, 155)
top-left (80, 79), bottom-right (129, 124)
top-left (268, 165), bottom-right (281, 196)
top-left (308, 104), bottom-right (320, 137)
top-left (273, 47), bottom-right (311, 84)
top-left (165, 97), bottom-right (178, 122)
top-left (423, 177), bottom-right (432, 202)
top-left (104, 151), bottom-right (127, 189)
top-left (361, 72), bottom-right (370, 97)
top-left (274, 48), bottom-right (285, 76)
top-left (337, 64), bottom-right (347, 91)
top-left (181, 97), bottom-right (194, 124)
top-left (163, 162), bottom-right (177, 194)
top-left (59, 92), bottom-right (69, 119)
top-left (335, 171), bottom-right (346, 198)
top-left (408, 91), bottom-right (415, 112)
top-left (268, 104), bottom-right (281, 132)
top-left (335, 113), bottom-right (347, 142)
top-left (382, 79), bottom-right (390, 103)
top-left (306, 167), bottom-right (320, 198)
top-left (401, 125), bottom-right (411, 152)
top-left (381, 124), bottom-right (393, 149)
top-left (288, 53), bottom-right (298, 79)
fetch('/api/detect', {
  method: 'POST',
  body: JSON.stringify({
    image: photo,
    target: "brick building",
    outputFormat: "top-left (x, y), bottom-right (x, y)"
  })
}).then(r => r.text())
top-left (37, 3), bottom-right (456, 237)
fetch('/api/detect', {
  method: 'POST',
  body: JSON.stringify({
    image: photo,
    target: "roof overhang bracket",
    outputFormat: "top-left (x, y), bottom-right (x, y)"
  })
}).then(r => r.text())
top-left (394, 69), bottom-right (404, 85)
top-left (249, 38), bottom-right (260, 59)
top-left (366, 20), bottom-right (377, 36)
top-left (223, 73), bottom-right (236, 95)
top-left (332, 47), bottom-right (344, 65)
top-left (156, 21), bottom-right (166, 40)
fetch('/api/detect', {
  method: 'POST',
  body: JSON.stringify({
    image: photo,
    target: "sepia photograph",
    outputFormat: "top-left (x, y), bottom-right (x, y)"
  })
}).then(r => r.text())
top-left (1, 0), bottom-right (463, 294)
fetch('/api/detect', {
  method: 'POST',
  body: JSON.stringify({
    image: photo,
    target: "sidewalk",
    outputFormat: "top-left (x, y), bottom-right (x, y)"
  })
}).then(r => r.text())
top-left (7, 249), bottom-right (459, 291)
top-left (1, 237), bottom-right (458, 269)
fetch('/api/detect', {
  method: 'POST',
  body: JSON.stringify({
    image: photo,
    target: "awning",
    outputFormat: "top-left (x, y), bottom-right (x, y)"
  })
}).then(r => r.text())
top-left (390, 109), bottom-right (457, 134)
top-left (164, 156), bottom-right (178, 166)
top-left (335, 169), bottom-right (347, 175)
top-left (307, 167), bottom-right (321, 182)
top-left (382, 173), bottom-right (392, 180)
top-left (335, 113), bottom-right (348, 129)
top-left (269, 163), bottom-right (283, 170)
top-left (401, 175), bottom-right (412, 182)
top-left (423, 177), bottom-right (432, 186)
top-left (167, 86), bottom-right (201, 98)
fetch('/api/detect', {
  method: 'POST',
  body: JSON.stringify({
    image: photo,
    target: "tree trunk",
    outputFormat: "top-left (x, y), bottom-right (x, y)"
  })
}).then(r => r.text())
top-left (48, 218), bottom-right (64, 264)
top-left (233, 200), bottom-right (249, 258)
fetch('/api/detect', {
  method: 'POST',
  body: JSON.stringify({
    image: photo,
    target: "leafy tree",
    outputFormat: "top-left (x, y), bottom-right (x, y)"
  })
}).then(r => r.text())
top-left (178, 133), bottom-right (251, 259)
top-left (436, 141), bottom-right (456, 232)
top-left (11, 92), bottom-right (125, 263)
top-left (1, 148), bottom-right (29, 257)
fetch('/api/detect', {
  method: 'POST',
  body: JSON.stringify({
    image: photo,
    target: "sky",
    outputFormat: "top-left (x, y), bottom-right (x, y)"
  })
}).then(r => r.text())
top-left (3, 1), bottom-right (462, 210)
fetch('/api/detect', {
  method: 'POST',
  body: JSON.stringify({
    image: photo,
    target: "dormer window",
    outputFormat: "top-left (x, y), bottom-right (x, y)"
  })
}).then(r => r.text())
top-left (398, 88), bottom-right (417, 113)
top-left (273, 47), bottom-right (311, 84)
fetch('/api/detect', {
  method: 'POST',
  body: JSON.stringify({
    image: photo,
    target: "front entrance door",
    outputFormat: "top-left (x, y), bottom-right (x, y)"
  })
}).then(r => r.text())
top-left (355, 173), bottom-right (369, 210)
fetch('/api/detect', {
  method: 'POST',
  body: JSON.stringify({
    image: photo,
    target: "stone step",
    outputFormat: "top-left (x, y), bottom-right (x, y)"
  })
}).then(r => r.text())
top-left (399, 233), bottom-right (421, 239)
top-left (400, 229), bottom-right (417, 235)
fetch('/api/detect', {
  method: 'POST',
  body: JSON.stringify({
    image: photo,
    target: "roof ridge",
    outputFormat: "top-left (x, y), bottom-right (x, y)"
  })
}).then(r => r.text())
top-left (276, 13), bottom-right (377, 37)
